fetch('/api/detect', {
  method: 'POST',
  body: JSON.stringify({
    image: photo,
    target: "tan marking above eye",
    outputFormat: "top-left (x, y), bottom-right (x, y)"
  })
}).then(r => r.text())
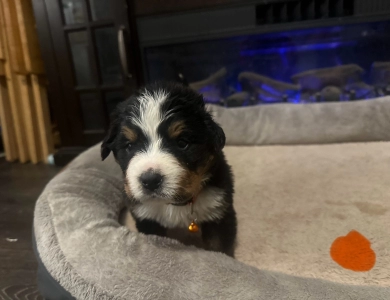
top-left (168, 120), bottom-right (186, 139)
top-left (122, 126), bottom-right (138, 142)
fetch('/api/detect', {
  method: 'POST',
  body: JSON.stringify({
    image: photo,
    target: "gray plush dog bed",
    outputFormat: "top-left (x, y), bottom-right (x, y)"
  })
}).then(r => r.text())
top-left (33, 97), bottom-right (390, 299)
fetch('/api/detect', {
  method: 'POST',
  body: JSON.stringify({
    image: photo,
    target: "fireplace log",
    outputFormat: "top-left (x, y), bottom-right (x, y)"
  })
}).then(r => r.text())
top-left (256, 87), bottom-right (284, 102)
top-left (238, 71), bottom-right (300, 95)
top-left (188, 67), bottom-right (227, 103)
top-left (189, 67), bottom-right (227, 91)
top-left (291, 64), bottom-right (364, 92)
top-left (238, 71), bottom-right (300, 103)
top-left (371, 62), bottom-right (390, 88)
top-left (225, 92), bottom-right (250, 107)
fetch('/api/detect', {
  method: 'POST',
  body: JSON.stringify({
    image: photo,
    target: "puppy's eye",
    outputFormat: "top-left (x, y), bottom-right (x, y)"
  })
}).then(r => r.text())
top-left (126, 143), bottom-right (132, 152)
top-left (177, 139), bottom-right (189, 150)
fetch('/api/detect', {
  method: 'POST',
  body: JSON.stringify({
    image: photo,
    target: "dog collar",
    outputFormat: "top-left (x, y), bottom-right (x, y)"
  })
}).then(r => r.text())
top-left (169, 197), bottom-right (199, 233)
top-left (170, 198), bottom-right (193, 206)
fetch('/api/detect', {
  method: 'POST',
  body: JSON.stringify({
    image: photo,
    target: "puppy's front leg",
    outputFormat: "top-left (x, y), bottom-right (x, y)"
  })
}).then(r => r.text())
top-left (201, 207), bottom-right (237, 257)
top-left (135, 218), bottom-right (167, 237)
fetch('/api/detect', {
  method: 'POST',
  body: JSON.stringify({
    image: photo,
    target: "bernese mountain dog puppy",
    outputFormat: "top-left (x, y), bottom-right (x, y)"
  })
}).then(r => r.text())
top-left (101, 82), bottom-right (236, 257)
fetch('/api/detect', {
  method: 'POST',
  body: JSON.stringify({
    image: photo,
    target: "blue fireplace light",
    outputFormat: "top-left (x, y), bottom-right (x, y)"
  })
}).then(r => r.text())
top-left (240, 41), bottom-right (357, 56)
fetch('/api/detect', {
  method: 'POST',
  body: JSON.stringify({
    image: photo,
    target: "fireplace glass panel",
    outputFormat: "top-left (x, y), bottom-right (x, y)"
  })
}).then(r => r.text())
top-left (144, 20), bottom-right (390, 106)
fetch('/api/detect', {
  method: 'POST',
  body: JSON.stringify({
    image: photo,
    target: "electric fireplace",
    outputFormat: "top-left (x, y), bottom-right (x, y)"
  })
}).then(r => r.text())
top-left (137, 1), bottom-right (390, 106)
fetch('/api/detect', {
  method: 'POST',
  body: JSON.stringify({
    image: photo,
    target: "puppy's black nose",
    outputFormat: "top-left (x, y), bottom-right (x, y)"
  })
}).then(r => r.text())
top-left (139, 171), bottom-right (163, 191)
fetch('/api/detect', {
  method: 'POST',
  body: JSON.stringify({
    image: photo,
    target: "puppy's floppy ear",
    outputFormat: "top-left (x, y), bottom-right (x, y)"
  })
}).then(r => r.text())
top-left (101, 118), bottom-right (119, 161)
top-left (206, 117), bottom-right (226, 152)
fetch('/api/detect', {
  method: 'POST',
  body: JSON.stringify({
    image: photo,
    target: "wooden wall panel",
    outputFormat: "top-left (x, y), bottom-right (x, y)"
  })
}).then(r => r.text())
top-left (14, 0), bottom-right (45, 74)
top-left (0, 3), bottom-right (15, 161)
top-left (0, 23), bottom-right (4, 60)
top-left (2, 0), bottom-right (27, 74)
top-left (31, 74), bottom-right (53, 162)
top-left (0, 0), bottom-right (29, 162)
top-left (0, 77), bottom-right (18, 161)
top-left (0, 2), bottom-right (6, 66)
top-left (0, 0), bottom-right (53, 163)
top-left (0, 60), bottom-right (5, 75)
top-left (5, 73), bottom-right (29, 162)
top-left (16, 74), bottom-right (41, 163)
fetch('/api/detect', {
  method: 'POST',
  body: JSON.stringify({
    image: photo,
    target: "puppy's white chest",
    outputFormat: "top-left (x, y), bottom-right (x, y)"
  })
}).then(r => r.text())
top-left (132, 187), bottom-right (225, 228)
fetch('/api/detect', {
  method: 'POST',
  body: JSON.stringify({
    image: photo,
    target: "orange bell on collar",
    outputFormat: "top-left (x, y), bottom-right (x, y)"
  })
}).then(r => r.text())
top-left (188, 200), bottom-right (199, 233)
top-left (188, 221), bottom-right (199, 232)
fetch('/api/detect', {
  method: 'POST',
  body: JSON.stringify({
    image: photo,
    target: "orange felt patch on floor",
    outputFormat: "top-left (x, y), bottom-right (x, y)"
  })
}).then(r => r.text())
top-left (330, 230), bottom-right (376, 272)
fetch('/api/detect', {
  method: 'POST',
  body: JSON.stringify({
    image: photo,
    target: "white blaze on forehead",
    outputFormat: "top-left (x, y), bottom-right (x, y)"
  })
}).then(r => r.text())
top-left (131, 89), bottom-right (171, 143)
top-left (126, 88), bottom-right (183, 201)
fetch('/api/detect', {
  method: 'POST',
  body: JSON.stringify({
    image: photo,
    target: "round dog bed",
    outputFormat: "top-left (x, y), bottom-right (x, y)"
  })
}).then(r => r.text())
top-left (33, 143), bottom-right (390, 300)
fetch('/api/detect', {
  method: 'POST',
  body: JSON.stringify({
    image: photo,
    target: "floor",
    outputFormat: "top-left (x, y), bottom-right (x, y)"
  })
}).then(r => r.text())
top-left (0, 158), bottom-right (60, 298)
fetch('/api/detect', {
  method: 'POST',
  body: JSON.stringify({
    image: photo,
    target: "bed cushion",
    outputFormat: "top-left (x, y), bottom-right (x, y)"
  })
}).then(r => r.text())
top-left (207, 96), bottom-right (390, 145)
top-left (34, 142), bottom-right (390, 299)
top-left (224, 143), bottom-right (390, 286)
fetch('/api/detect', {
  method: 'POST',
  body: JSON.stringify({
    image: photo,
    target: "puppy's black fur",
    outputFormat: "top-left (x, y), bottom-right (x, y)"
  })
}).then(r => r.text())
top-left (101, 82), bottom-right (237, 256)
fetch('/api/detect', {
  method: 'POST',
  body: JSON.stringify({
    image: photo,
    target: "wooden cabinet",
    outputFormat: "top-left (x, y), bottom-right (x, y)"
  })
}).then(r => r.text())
top-left (32, 0), bottom-right (142, 165)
